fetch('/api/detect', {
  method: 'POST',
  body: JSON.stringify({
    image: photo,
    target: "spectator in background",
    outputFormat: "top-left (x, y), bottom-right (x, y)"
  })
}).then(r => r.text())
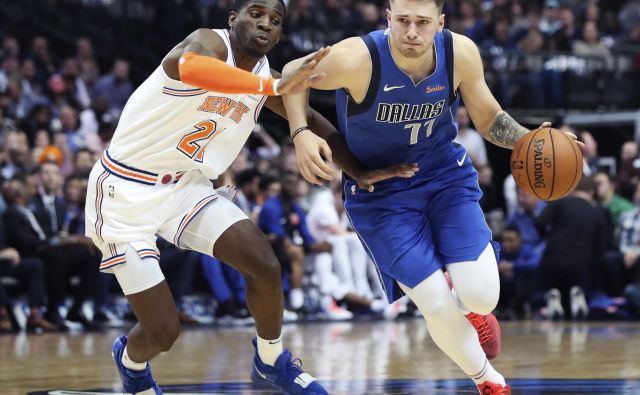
top-left (73, 148), bottom-right (97, 177)
top-left (234, 168), bottom-right (261, 220)
top-left (0, 217), bottom-right (58, 332)
top-left (497, 224), bottom-right (542, 319)
top-left (578, 130), bottom-right (599, 176)
top-left (258, 172), bottom-right (333, 314)
top-left (535, 176), bottom-right (607, 320)
top-left (618, 183), bottom-right (640, 287)
top-left (1, 130), bottom-right (31, 180)
top-left (75, 38), bottom-right (100, 88)
top-left (456, 0), bottom-right (487, 43)
top-left (594, 171), bottom-right (634, 230)
top-left (2, 174), bottom-right (97, 329)
top-left (573, 21), bottom-right (614, 70)
top-left (546, 6), bottom-right (580, 52)
top-left (92, 59), bottom-right (133, 112)
top-left (539, 0), bottom-right (562, 35)
top-left (616, 140), bottom-right (640, 201)
top-left (453, 106), bottom-right (488, 167)
top-left (19, 104), bottom-right (52, 141)
top-left (60, 58), bottom-right (91, 109)
top-left (0, 106), bottom-right (17, 137)
top-left (46, 74), bottom-right (79, 117)
top-left (20, 59), bottom-right (46, 107)
top-left (28, 36), bottom-right (55, 90)
top-left (508, 189), bottom-right (547, 253)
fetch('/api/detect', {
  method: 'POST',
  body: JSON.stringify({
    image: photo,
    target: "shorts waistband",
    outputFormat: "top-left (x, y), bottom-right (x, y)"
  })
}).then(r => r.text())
top-left (100, 150), bottom-right (185, 186)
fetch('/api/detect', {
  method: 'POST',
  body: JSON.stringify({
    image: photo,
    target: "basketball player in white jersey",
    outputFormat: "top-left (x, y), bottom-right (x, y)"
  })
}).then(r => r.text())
top-left (84, 1), bottom-right (416, 394)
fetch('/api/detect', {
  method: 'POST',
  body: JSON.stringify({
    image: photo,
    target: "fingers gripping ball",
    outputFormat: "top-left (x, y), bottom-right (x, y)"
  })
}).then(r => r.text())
top-left (510, 128), bottom-right (583, 200)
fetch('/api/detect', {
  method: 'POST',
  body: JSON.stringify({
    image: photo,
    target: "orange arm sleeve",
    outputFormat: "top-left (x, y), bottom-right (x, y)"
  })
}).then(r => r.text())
top-left (178, 52), bottom-right (279, 95)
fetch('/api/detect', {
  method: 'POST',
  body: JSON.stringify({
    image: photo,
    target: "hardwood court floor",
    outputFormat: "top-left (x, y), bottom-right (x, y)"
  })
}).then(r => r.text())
top-left (2, 320), bottom-right (640, 394)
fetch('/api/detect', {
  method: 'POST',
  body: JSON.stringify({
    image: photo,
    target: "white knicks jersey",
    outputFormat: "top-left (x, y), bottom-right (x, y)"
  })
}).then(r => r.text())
top-left (106, 29), bottom-right (270, 180)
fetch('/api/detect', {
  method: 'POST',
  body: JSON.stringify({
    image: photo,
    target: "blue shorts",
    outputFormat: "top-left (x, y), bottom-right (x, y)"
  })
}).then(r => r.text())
top-left (343, 149), bottom-right (492, 302)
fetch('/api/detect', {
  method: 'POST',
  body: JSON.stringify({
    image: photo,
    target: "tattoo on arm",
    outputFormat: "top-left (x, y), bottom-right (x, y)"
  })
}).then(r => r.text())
top-left (487, 111), bottom-right (529, 149)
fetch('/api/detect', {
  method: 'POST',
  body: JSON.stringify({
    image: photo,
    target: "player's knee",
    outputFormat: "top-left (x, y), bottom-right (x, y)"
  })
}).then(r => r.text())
top-left (250, 251), bottom-right (281, 285)
top-left (147, 318), bottom-right (181, 352)
top-left (457, 284), bottom-right (499, 315)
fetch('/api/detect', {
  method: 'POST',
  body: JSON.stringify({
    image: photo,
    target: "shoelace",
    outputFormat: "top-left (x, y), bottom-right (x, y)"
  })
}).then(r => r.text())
top-left (468, 314), bottom-right (492, 344)
top-left (287, 357), bottom-right (304, 375)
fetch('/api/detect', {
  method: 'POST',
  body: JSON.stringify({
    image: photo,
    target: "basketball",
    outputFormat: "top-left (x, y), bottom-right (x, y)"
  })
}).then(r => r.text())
top-left (510, 128), bottom-right (583, 201)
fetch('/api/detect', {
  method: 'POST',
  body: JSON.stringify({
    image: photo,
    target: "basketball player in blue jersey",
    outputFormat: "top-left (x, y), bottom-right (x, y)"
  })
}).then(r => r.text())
top-left (282, 0), bottom-right (583, 394)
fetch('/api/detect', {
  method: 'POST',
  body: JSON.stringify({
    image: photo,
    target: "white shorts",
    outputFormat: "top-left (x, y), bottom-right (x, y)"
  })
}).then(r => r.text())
top-left (85, 159), bottom-right (247, 294)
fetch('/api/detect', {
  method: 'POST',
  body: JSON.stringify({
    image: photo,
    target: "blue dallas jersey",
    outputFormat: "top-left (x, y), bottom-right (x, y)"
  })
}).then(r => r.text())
top-left (336, 29), bottom-right (460, 174)
top-left (334, 29), bottom-right (494, 302)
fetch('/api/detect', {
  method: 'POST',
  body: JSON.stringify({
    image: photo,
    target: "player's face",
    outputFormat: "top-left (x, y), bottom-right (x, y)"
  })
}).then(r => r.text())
top-left (230, 0), bottom-right (285, 58)
top-left (387, 0), bottom-right (444, 59)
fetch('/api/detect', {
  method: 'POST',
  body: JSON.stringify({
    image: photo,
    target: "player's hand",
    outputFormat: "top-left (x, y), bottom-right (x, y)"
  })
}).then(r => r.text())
top-left (293, 129), bottom-right (334, 186)
top-left (354, 163), bottom-right (419, 193)
top-left (277, 47), bottom-right (330, 95)
top-left (532, 122), bottom-right (586, 152)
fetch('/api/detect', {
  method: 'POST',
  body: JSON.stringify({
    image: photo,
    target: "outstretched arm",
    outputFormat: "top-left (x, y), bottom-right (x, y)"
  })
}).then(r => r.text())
top-left (162, 28), bottom-right (328, 96)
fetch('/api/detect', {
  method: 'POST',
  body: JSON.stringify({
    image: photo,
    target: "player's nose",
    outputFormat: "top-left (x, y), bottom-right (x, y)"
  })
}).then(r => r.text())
top-left (257, 17), bottom-right (273, 32)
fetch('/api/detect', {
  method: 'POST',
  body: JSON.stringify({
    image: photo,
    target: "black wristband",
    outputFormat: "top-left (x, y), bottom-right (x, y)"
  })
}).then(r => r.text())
top-left (291, 126), bottom-right (310, 141)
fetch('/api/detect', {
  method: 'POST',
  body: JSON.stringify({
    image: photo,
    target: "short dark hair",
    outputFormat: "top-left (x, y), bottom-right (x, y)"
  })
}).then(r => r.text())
top-left (232, 0), bottom-right (286, 12)
top-left (389, 0), bottom-right (445, 13)
top-left (235, 169), bottom-right (261, 188)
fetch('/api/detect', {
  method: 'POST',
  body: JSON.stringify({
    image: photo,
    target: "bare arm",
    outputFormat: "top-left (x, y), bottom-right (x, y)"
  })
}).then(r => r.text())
top-left (454, 33), bottom-right (529, 149)
top-left (267, 67), bottom-right (417, 189)
top-left (264, 73), bottom-right (369, 182)
top-left (282, 37), bottom-right (371, 134)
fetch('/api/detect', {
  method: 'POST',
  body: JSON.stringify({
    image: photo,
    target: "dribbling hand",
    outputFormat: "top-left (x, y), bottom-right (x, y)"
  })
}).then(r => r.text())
top-left (532, 122), bottom-right (586, 152)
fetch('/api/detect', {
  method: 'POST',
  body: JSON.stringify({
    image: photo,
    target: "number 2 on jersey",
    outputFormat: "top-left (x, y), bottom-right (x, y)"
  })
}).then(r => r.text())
top-left (177, 120), bottom-right (217, 163)
top-left (405, 119), bottom-right (436, 145)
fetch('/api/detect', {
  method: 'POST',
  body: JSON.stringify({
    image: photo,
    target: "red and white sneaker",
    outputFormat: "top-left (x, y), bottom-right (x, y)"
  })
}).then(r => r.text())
top-left (477, 381), bottom-right (511, 394)
top-left (444, 271), bottom-right (502, 359)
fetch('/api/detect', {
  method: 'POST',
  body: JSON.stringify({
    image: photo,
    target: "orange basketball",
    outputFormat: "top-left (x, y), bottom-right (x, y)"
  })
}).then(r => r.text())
top-left (510, 128), bottom-right (583, 201)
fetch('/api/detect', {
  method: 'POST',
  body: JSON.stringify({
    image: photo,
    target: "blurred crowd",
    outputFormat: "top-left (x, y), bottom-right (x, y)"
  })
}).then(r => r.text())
top-left (1, 0), bottom-right (640, 333)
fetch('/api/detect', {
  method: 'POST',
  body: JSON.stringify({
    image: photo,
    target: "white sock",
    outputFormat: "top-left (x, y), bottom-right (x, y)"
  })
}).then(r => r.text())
top-left (370, 298), bottom-right (388, 313)
top-left (470, 358), bottom-right (506, 386)
top-left (121, 345), bottom-right (147, 371)
top-left (257, 333), bottom-right (283, 366)
top-left (289, 288), bottom-right (304, 310)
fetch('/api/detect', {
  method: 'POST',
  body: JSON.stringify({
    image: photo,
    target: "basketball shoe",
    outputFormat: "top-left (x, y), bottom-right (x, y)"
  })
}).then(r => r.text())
top-left (444, 271), bottom-right (502, 359)
top-left (112, 336), bottom-right (162, 394)
top-left (477, 381), bottom-right (511, 394)
top-left (251, 337), bottom-right (328, 394)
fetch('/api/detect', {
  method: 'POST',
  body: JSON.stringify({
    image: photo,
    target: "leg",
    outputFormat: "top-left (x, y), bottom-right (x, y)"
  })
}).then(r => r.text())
top-left (445, 244), bottom-right (501, 315)
top-left (211, 220), bottom-right (283, 339)
top-left (113, 245), bottom-right (180, 362)
top-left (399, 271), bottom-right (506, 388)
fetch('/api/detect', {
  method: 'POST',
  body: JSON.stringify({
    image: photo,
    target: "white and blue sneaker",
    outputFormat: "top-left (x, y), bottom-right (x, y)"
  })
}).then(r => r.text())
top-left (112, 336), bottom-right (162, 394)
top-left (251, 337), bottom-right (328, 394)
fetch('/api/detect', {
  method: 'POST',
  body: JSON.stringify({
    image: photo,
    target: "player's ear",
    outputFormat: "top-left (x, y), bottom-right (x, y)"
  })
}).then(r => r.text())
top-left (228, 11), bottom-right (238, 30)
top-left (386, 9), bottom-right (392, 28)
top-left (438, 13), bottom-right (445, 31)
